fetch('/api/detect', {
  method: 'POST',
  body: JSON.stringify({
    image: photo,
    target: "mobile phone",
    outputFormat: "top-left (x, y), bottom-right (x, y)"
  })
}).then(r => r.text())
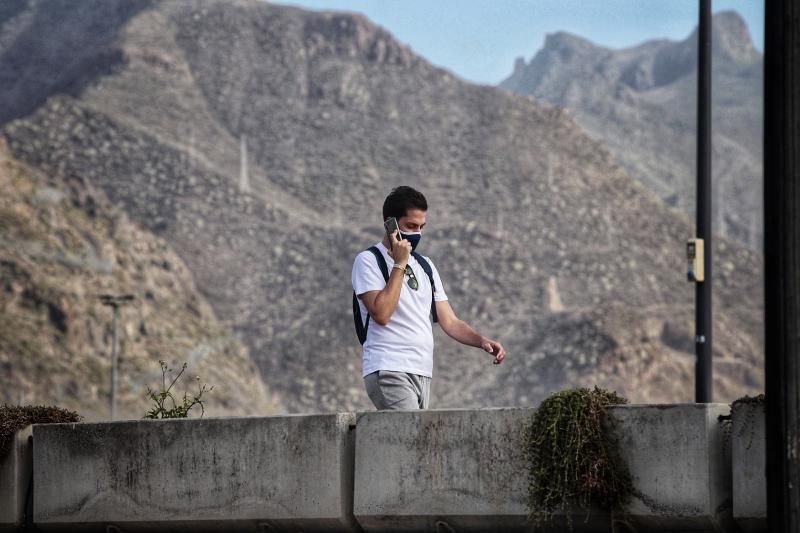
top-left (384, 217), bottom-right (399, 243)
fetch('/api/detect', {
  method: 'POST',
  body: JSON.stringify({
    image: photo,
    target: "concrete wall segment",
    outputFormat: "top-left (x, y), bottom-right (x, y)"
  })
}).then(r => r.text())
top-left (32, 413), bottom-right (358, 531)
top-left (354, 407), bottom-right (529, 531)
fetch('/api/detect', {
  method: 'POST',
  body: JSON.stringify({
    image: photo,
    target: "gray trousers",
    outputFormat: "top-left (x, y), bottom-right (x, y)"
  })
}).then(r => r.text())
top-left (364, 370), bottom-right (431, 410)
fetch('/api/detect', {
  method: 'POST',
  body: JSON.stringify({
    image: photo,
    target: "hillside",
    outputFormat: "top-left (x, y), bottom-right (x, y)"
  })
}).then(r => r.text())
top-left (0, 0), bottom-right (763, 411)
top-left (501, 11), bottom-right (763, 249)
top-left (0, 138), bottom-right (281, 419)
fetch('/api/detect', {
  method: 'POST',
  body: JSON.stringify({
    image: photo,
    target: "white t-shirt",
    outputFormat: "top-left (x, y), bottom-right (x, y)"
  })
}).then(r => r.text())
top-left (351, 242), bottom-right (448, 378)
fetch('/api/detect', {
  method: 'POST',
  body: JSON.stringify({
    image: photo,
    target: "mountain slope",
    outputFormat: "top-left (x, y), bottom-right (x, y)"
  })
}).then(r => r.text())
top-left (0, 137), bottom-right (281, 419)
top-left (501, 11), bottom-right (763, 249)
top-left (0, 0), bottom-right (763, 411)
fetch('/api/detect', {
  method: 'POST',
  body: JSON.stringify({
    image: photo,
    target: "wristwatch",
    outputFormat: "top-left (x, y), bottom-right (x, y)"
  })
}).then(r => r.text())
top-left (392, 263), bottom-right (406, 272)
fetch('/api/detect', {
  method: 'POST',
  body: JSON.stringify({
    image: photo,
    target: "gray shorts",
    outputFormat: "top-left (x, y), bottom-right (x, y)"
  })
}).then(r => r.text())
top-left (364, 370), bottom-right (431, 410)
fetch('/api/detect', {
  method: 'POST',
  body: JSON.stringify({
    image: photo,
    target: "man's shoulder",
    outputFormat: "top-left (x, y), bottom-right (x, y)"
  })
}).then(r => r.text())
top-left (354, 244), bottom-right (383, 262)
top-left (353, 244), bottom-right (387, 274)
top-left (354, 248), bottom-right (372, 261)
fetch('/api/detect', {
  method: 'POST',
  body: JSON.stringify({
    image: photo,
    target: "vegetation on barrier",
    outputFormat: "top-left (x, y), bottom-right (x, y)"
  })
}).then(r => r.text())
top-left (731, 393), bottom-right (765, 409)
top-left (526, 386), bottom-right (632, 529)
top-left (0, 404), bottom-right (81, 458)
top-left (144, 360), bottom-right (213, 419)
top-left (731, 393), bottom-right (765, 450)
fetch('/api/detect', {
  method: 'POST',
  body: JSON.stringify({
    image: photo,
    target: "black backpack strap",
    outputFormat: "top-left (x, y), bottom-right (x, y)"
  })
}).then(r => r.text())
top-left (353, 292), bottom-right (367, 344)
top-left (368, 246), bottom-right (390, 282)
top-left (353, 246), bottom-right (390, 345)
top-left (412, 252), bottom-right (439, 323)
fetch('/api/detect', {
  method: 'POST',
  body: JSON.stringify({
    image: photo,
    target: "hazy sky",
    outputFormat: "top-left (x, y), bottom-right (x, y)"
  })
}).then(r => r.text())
top-left (277, 1), bottom-right (764, 85)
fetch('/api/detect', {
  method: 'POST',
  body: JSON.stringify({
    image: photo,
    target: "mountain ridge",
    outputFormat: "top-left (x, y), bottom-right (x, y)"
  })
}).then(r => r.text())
top-left (501, 10), bottom-right (762, 249)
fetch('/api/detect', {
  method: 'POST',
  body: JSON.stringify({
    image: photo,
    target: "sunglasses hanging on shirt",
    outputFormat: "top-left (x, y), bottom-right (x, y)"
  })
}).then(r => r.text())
top-left (404, 265), bottom-right (419, 290)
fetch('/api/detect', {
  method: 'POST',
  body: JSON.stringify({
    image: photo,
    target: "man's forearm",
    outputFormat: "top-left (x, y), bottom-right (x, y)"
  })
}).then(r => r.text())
top-left (442, 318), bottom-right (485, 347)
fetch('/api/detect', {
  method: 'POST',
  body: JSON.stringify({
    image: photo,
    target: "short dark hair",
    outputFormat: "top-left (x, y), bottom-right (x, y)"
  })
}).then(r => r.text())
top-left (382, 186), bottom-right (427, 220)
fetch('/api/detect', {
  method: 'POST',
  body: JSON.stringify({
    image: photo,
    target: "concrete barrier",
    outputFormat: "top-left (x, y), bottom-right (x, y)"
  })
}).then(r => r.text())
top-left (354, 408), bottom-right (529, 532)
top-left (731, 401), bottom-right (766, 533)
top-left (353, 404), bottom-right (734, 532)
top-left (0, 426), bottom-right (32, 532)
top-left (32, 414), bottom-right (358, 532)
top-left (612, 403), bottom-right (733, 532)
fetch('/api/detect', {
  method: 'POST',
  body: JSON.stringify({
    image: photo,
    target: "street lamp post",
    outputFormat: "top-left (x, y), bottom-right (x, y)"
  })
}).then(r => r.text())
top-left (694, 0), bottom-right (713, 403)
top-left (97, 294), bottom-right (135, 420)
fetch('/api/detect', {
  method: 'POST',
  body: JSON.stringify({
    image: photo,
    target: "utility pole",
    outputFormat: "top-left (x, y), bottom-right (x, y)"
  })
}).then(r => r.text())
top-left (97, 294), bottom-right (135, 420)
top-left (694, 0), bottom-right (713, 403)
top-left (764, 1), bottom-right (800, 529)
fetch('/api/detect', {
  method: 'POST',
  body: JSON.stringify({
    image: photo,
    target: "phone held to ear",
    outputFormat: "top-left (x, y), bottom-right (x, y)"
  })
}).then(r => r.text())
top-left (384, 217), bottom-right (399, 243)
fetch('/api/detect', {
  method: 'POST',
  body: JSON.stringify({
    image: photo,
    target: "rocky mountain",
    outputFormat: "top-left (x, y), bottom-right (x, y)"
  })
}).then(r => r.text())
top-left (501, 11), bottom-right (763, 249)
top-left (0, 137), bottom-right (282, 419)
top-left (0, 0), bottom-right (763, 412)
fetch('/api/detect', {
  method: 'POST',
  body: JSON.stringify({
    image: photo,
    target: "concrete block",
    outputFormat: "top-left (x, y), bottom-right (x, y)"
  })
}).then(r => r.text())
top-left (0, 426), bottom-right (32, 532)
top-left (611, 403), bottom-right (734, 532)
top-left (731, 401), bottom-right (766, 533)
top-left (354, 408), bottom-right (529, 532)
top-left (33, 414), bottom-right (357, 532)
top-left (353, 404), bottom-right (733, 532)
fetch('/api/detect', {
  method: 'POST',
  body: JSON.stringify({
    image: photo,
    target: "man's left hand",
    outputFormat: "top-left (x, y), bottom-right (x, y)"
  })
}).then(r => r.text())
top-left (481, 338), bottom-right (506, 365)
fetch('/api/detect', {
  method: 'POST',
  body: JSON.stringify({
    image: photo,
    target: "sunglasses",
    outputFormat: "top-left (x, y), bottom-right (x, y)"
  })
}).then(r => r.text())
top-left (404, 265), bottom-right (419, 290)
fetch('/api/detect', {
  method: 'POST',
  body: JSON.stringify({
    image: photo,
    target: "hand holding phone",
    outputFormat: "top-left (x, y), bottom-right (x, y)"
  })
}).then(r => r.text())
top-left (383, 217), bottom-right (410, 265)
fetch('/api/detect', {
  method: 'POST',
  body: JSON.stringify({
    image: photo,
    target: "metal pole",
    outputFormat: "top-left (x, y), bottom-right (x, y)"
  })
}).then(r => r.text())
top-left (695, 0), bottom-right (713, 403)
top-left (765, 0), bottom-right (800, 528)
top-left (97, 293), bottom-right (134, 421)
top-left (111, 304), bottom-right (119, 421)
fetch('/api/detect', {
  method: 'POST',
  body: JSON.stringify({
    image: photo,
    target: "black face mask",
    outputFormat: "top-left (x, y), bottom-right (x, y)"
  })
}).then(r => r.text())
top-left (399, 230), bottom-right (422, 252)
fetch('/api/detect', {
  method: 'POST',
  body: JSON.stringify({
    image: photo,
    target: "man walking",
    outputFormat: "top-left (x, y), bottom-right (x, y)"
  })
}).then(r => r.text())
top-left (352, 186), bottom-right (506, 410)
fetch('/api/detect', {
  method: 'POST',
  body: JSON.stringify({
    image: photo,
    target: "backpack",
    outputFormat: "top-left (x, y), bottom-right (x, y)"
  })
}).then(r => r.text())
top-left (352, 246), bottom-right (439, 345)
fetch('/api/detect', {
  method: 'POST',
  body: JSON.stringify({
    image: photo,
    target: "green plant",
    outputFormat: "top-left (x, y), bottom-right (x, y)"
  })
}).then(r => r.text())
top-left (526, 386), bottom-right (632, 529)
top-left (144, 360), bottom-right (213, 419)
top-left (0, 404), bottom-right (81, 459)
